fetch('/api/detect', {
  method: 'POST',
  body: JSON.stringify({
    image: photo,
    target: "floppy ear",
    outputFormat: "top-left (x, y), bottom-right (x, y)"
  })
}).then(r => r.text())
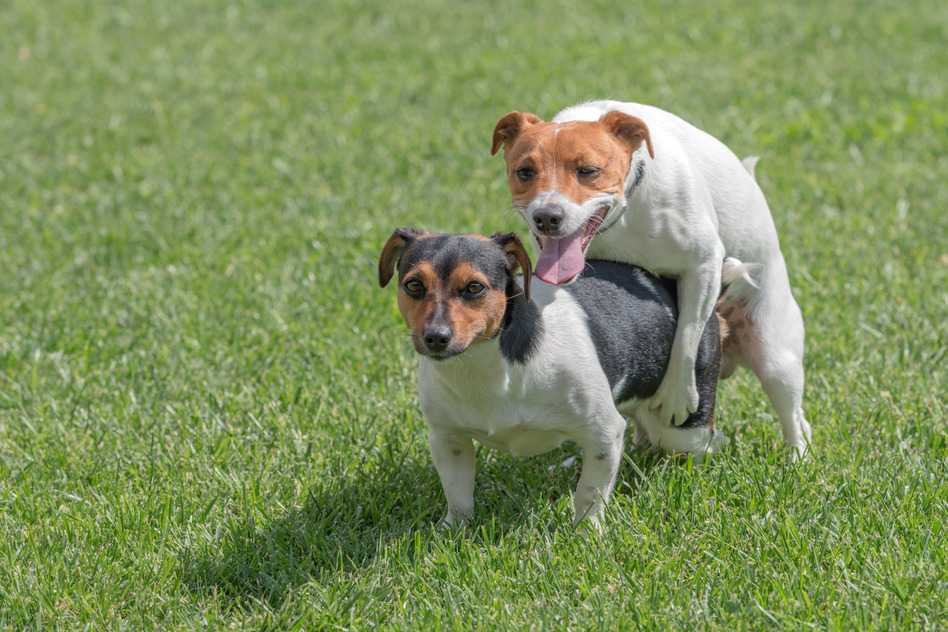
top-left (491, 232), bottom-right (532, 301)
top-left (599, 111), bottom-right (655, 159)
top-left (491, 111), bottom-right (543, 155)
top-left (378, 228), bottom-right (422, 288)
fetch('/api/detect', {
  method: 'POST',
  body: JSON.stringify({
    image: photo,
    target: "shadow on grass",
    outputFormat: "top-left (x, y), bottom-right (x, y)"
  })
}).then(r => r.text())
top-left (182, 444), bottom-right (664, 609)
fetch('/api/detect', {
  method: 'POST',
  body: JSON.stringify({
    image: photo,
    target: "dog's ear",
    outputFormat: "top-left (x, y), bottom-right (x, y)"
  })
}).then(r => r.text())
top-left (379, 228), bottom-right (422, 288)
top-left (600, 111), bottom-right (655, 159)
top-left (491, 232), bottom-right (532, 301)
top-left (491, 111), bottom-right (543, 155)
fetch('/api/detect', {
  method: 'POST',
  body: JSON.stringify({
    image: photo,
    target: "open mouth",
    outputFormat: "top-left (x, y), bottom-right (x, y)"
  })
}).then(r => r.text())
top-left (534, 205), bottom-right (609, 285)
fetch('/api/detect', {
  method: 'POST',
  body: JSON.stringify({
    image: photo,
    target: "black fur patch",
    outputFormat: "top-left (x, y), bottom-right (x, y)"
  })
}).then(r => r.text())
top-left (566, 260), bottom-right (721, 429)
top-left (631, 160), bottom-right (646, 190)
top-left (499, 278), bottom-right (543, 364)
top-left (398, 235), bottom-right (508, 289)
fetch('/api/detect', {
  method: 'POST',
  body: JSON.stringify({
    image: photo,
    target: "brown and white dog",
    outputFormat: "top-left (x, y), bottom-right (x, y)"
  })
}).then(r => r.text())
top-left (491, 100), bottom-right (812, 458)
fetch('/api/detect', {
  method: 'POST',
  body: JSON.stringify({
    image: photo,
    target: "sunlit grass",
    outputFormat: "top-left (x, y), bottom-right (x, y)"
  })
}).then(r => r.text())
top-left (0, 0), bottom-right (945, 628)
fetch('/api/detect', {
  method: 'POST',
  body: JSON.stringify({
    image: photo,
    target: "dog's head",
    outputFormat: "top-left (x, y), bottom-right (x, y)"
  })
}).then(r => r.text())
top-left (378, 229), bottom-right (531, 360)
top-left (491, 111), bottom-right (653, 285)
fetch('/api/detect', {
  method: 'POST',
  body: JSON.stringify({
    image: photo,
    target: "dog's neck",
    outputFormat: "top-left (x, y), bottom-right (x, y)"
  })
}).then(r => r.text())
top-left (630, 157), bottom-right (647, 191)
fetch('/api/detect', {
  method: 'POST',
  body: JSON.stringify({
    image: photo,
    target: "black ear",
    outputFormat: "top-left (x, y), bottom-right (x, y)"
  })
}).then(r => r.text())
top-left (491, 232), bottom-right (532, 301)
top-left (378, 228), bottom-right (423, 287)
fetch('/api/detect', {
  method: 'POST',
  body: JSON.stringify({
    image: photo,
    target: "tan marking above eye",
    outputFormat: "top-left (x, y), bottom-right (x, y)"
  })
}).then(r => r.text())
top-left (447, 263), bottom-right (490, 294)
top-left (396, 261), bottom-right (439, 338)
top-left (400, 262), bottom-right (437, 298)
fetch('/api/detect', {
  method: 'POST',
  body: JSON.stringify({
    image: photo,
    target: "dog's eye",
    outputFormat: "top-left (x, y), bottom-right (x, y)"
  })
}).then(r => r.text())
top-left (515, 167), bottom-right (535, 182)
top-left (403, 279), bottom-right (425, 297)
top-left (461, 281), bottom-right (486, 298)
top-left (577, 165), bottom-right (601, 178)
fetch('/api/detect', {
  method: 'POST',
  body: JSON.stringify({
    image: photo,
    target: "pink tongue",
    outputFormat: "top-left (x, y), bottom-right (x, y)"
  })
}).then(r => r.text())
top-left (535, 231), bottom-right (586, 285)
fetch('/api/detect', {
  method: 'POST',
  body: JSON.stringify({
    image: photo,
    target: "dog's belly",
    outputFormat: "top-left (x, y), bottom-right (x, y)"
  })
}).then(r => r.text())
top-left (469, 427), bottom-right (572, 457)
top-left (451, 403), bottom-right (577, 457)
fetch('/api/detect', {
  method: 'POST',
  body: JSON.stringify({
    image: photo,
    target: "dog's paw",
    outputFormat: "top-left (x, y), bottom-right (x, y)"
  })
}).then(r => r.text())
top-left (572, 506), bottom-right (605, 534)
top-left (788, 440), bottom-right (811, 463)
top-left (437, 509), bottom-right (471, 530)
top-left (649, 374), bottom-right (699, 426)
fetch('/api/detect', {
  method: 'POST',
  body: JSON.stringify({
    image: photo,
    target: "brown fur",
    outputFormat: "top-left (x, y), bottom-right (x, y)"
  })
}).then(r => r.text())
top-left (716, 313), bottom-right (730, 345)
top-left (491, 232), bottom-right (532, 300)
top-left (378, 228), bottom-right (429, 287)
top-left (397, 260), bottom-right (507, 354)
top-left (491, 111), bottom-right (543, 156)
top-left (397, 262), bottom-right (438, 347)
top-left (599, 111), bottom-right (654, 159)
top-left (445, 263), bottom-right (506, 346)
top-left (715, 295), bottom-right (750, 380)
top-left (491, 112), bottom-right (653, 210)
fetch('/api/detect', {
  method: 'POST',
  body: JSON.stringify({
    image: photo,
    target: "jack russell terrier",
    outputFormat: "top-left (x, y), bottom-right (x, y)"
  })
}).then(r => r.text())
top-left (491, 100), bottom-right (812, 458)
top-left (379, 229), bottom-right (751, 528)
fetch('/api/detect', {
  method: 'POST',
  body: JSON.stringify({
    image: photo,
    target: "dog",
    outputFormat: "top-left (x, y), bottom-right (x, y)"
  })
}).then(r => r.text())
top-left (491, 100), bottom-right (812, 458)
top-left (379, 229), bottom-right (745, 528)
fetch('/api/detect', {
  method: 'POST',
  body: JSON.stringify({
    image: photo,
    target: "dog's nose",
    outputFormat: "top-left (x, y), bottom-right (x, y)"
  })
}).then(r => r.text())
top-left (423, 324), bottom-right (452, 353)
top-left (533, 205), bottom-right (565, 235)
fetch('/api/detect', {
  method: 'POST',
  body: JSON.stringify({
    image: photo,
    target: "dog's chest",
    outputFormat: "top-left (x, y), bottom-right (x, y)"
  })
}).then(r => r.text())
top-left (454, 398), bottom-right (572, 457)
top-left (422, 364), bottom-right (576, 457)
top-left (590, 222), bottom-right (682, 275)
top-left (591, 200), bottom-right (713, 276)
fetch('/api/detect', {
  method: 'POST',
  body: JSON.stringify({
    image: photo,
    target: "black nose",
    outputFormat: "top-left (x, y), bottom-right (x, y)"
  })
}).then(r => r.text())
top-left (423, 324), bottom-right (452, 353)
top-left (533, 205), bottom-right (565, 235)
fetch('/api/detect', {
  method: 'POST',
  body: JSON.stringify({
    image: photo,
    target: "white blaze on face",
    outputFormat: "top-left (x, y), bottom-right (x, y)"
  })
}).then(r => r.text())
top-left (500, 115), bottom-right (645, 285)
top-left (529, 191), bottom-right (620, 285)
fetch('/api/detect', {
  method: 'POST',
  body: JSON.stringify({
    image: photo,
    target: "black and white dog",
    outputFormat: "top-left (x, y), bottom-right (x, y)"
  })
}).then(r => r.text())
top-left (379, 230), bottom-right (751, 528)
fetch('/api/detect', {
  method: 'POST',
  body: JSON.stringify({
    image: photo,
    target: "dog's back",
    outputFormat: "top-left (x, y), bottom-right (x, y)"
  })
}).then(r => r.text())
top-left (562, 259), bottom-right (721, 429)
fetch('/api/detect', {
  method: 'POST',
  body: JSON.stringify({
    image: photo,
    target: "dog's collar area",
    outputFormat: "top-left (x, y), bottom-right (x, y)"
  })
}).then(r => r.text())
top-left (596, 204), bottom-right (625, 236)
top-left (597, 159), bottom-right (646, 236)
top-left (631, 159), bottom-right (646, 190)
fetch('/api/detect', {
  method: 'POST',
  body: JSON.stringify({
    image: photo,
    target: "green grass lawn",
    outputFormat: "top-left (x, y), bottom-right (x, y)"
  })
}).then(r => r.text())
top-left (1, 0), bottom-right (946, 629)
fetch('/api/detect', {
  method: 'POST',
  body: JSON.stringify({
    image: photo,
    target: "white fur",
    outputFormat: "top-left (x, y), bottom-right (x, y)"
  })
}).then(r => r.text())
top-left (721, 256), bottom-right (763, 311)
top-left (537, 101), bottom-right (812, 458)
top-left (519, 190), bottom-right (616, 238)
top-left (418, 281), bottom-right (720, 529)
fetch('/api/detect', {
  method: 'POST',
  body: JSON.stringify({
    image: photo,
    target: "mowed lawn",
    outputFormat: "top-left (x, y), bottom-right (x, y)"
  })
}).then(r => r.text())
top-left (1, 0), bottom-right (945, 629)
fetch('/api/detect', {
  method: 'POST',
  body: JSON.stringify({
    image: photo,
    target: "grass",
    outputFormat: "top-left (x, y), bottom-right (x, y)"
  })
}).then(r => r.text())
top-left (0, 0), bottom-right (945, 628)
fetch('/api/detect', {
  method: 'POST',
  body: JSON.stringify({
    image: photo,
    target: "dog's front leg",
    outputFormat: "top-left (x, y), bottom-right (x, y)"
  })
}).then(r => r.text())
top-left (651, 254), bottom-right (723, 426)
top-left (574, 414), bottom-right (626, 530)
top-left (428, 431), bottom-right (475, 527)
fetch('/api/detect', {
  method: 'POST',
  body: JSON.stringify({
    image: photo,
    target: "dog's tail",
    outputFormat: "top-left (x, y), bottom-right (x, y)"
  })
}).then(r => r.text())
top-left (716, 256), bottom-right (762, 347)
top-left (719, 256), bottom-right (763, 310)
top-left (741, 155), bottom-right (760, 180)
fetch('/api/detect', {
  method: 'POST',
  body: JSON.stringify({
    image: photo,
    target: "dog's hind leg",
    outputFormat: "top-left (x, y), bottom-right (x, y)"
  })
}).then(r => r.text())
top-left (758, 351), bottom-right (812, 460)
top-left (741, 266), bottom-right (813, 460)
